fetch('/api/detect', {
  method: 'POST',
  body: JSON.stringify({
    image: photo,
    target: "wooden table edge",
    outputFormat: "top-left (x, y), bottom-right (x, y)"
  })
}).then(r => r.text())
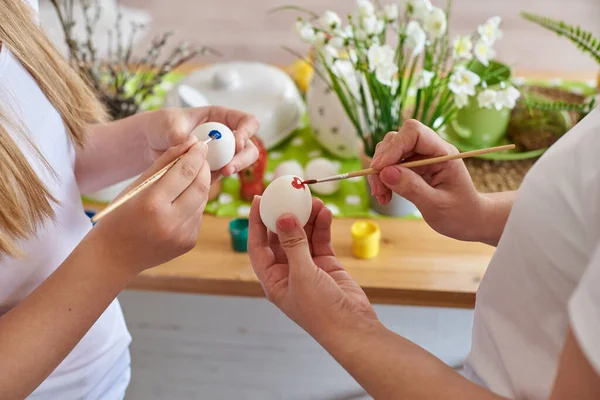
top-left (127, 272), bottom-right (477, 309)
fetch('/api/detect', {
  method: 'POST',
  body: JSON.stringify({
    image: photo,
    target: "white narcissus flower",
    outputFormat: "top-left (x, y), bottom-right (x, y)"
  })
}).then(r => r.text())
top-left (423, 7), bottom-right (447, 39)
top-left (415, 69), bottom-right (435, 89)
top-left (495, 86), bottom-right (520, 109)
top-left (375, 63), bottom-right (398, 86)
top-left (452, 36), bottom-right (473, 60)
top-left (448, 66), bottom-right (481, 96)
top-left (355, 29), bottom-right (368, 41)
top-left (338, 25), bottom-right (354, 39)
top-left (478, 16), bottom-right (503, 45)
top-left (406, 0), bottom-right (433, 21)
top-left (367, 43), bottom-right (395, 71)
top-left (405, 21), bottom-right (427, 56)
top-left (362, 15), bottom-right (385, 35)
top-left (321, 45), bottom-right (339, 66)
top-left (314, 31), bottom-right (328, 47)
top-left (383, 4), bottom-right (399, 21)
top-left (477, 89), bottom-right (498, 109)
top-left (454, 92), bottom-right (470, 109)
top-left (356, 0), bottom-right (376, 17)
top-left (474, 39), bottom-right (496, 67)
top-left (348, 49), bottom-right (358, 63)
top-left (294, 20), bottom-right (316, 43)
top-left (329, 36), bottom-right (346, 49)
top-left (320, 11), bottom-right (342, 32)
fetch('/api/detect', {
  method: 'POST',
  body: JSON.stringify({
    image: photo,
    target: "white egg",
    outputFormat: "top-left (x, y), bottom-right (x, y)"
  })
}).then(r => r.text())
top-left (260, 175), bottom-right (312, 232)
top-left (192, 122), bottom-right (236, 171)
top-left (273, 160), bottom-right (304, 180)
top-left (305, 158), bottom-right (340, 195)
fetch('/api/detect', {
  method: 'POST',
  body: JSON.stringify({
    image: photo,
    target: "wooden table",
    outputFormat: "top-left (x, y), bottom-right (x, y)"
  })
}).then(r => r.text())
top-left (85, 201), bottom-right (494, 308)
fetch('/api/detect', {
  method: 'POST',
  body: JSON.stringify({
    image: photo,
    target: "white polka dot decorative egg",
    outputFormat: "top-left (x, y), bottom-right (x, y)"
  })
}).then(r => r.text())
top-left (306, 63), bottom-right (360, 159)
top-left (192, 122), bottom-right (235, 171)
top-left (259, 175), bottom-right (312, 232)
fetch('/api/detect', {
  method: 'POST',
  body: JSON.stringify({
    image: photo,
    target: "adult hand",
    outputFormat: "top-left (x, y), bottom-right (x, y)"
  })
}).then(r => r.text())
top-left (89, 136), bottom-right (210, 275)
top-left (247, 197), bottom-right (380, 341)
top-left (368, 119), bottom-right (493, 242)
top-left (142, 106), bottom-right (260, 180)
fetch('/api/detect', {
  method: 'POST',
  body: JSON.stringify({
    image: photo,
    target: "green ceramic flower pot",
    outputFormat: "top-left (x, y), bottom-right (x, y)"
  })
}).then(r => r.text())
top-left (446, 61), bottom-right (513, 148)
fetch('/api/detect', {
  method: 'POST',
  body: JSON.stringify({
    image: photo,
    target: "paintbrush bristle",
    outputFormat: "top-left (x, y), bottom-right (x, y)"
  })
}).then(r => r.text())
top-left (302, 179), bottom-right (317, 185)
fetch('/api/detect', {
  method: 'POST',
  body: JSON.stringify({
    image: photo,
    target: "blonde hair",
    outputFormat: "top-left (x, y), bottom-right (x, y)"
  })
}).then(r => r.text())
top-left (0, 0), bottom-right (107, 257)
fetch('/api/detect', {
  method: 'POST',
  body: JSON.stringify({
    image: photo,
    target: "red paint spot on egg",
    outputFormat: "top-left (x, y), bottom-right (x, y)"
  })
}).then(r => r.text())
top-left (291, 176), bottom-right (305, 190)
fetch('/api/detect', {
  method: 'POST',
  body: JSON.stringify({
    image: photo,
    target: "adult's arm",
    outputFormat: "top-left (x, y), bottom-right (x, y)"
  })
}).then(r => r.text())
top-left (318, 322), bottom-right (598, 400)
top-left (478, 191), bottom-right (517, 246)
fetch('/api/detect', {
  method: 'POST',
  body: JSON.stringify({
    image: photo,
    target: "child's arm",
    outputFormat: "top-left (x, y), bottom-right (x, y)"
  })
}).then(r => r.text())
top-left (74, 107), bottom-right (259, 194)
top-left (0, 234), bottom-right (134, 399)
top-left (0, 140), bottom-right (209, 398)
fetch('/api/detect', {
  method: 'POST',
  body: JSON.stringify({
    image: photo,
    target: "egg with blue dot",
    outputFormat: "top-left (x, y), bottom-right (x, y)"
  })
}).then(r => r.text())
top-left (192, 122), bottom-right (236, 171)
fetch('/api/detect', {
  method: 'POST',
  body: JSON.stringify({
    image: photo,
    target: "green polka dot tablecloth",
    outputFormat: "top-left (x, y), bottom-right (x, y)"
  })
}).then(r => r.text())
top-left (139, 72), bottom-right (384, 219)
top-left (212, 124), bottom-right (378, 218)
top-left (137, 71), bottom-right (597, 219)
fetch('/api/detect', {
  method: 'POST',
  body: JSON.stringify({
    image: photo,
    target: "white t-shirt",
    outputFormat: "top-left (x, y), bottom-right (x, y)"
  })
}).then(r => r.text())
top-left (0, 1), bottom-right (132, 398)
top-left (463, 106), bottom-right (600, 398)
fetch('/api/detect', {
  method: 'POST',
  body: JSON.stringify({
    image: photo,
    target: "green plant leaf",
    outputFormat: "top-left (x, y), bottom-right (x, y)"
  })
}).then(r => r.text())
top-left (523, 94), bottom-right (596, 114)
top-left (521, 12), bottom-right (600, 65)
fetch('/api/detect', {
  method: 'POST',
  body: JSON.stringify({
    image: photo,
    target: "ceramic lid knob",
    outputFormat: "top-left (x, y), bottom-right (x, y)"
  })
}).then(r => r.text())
top-left (211, 68), bottom-right (240, 90)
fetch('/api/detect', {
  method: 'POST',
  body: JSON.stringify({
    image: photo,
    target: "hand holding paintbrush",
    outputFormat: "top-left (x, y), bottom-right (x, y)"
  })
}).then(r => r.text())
top-left (92, 132), bottom-right (220, 223)
top-left (301, 144), bottom-right (515, 185)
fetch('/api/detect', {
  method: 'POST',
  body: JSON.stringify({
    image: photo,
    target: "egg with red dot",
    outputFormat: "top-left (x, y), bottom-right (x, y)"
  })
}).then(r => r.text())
top-left (259, 175), bottom-right (313, 232)
top-left (192, 122), bottom-right (235, 171)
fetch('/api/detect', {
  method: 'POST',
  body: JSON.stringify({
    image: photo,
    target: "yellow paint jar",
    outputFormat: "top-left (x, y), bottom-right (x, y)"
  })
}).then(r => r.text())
top-left (351, 220), bottom-right (381, 259)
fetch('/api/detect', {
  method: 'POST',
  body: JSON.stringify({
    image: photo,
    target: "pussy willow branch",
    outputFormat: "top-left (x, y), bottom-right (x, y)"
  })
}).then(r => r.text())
top-left (49, 0), bottom-right (216, 120)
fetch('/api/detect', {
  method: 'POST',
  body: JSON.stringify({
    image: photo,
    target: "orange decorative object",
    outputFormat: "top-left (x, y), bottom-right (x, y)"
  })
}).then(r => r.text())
top-left (239, 135), bottom-right (268, 202)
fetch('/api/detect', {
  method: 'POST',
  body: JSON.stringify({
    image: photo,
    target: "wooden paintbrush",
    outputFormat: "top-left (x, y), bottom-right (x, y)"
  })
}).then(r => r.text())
top-left (302, 144), bottom-right (515, 185)
top-left (91, 134), bottom-right (218, 223)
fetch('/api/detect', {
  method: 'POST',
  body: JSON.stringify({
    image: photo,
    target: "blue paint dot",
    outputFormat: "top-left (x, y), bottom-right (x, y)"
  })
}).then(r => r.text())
top-left (209, 130), bottom-right (222, 140)
top-left (84, 209), bottom-right (98, 226)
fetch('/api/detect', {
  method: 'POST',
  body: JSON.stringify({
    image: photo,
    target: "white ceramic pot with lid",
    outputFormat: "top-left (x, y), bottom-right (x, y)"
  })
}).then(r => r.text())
top-left (165, 61), bottom-right (306, 150)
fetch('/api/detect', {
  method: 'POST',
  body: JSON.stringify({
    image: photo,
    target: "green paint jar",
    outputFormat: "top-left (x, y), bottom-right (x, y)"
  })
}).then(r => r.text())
top-left (229, 218), bottom-right (249, 252)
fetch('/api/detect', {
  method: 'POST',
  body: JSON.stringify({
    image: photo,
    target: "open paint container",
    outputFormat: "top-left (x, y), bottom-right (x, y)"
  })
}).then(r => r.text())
top-left (351, 220), bottom-right (381, 259)
top-left (229, 218), bottom-right (249, 252)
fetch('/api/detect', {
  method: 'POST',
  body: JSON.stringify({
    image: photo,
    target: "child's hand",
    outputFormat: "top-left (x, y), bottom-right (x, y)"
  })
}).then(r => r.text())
top-left (88, 137), bottom-right (210, 275)
top-left (143, 106), bottom-right (260, 180)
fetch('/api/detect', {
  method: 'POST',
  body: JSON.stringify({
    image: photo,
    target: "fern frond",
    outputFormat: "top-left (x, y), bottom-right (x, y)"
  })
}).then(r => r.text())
top-left (521, 12), bottom-right (600, 65)
top-left (524, 96), bottom-right (596, 114)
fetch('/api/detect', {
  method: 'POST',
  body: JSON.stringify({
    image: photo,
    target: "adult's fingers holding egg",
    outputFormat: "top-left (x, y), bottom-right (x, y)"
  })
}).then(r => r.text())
top-left (302, 198), bottom-right (327, 244)
top-left (248, 196), bottom-right (277, 275)
top-left (268, 198), bottom-right (325, 263)
top-left (310, 204), bottom-right (335, 258)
